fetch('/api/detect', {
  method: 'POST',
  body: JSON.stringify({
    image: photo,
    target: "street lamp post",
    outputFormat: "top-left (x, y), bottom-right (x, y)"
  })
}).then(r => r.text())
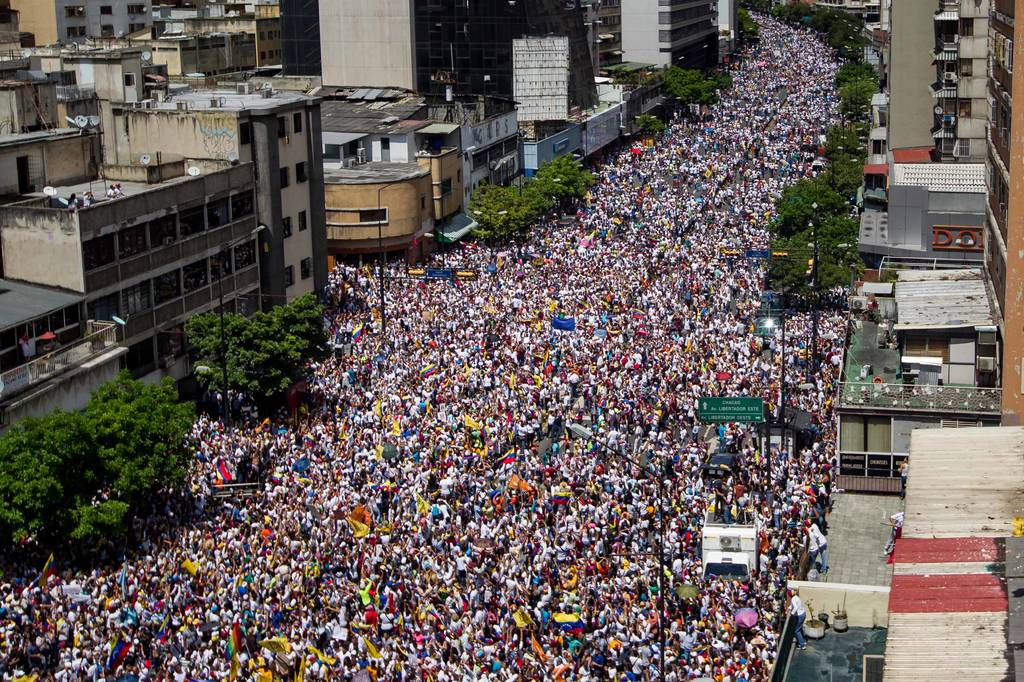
top-left (808, 202), bottom-right (819, 381)
top-left (375, 180), bottom-right (411, 337)
top-left (567, 423), bottom-right (667, 681)
top-left (215, 223), bottom-right (266, 426)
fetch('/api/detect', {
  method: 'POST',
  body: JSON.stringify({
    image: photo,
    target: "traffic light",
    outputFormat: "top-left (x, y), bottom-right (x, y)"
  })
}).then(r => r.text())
top-left (805, 258), bottom-right (814, 276)
top-left (798, 348), bottom-right (808, 360)
top-left (771, 251), bottom-right (789, 257)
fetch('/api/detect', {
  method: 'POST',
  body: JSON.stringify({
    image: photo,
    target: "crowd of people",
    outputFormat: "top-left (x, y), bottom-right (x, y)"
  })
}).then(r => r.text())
top-left (1, 15), bottom-right (850, 682)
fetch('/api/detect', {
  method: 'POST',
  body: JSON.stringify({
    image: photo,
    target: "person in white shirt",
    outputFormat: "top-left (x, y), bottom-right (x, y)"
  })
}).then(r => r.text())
top-left (806, 521), bottom-right (828, 574)
top-left (788, 590), bottom-right (807, 649)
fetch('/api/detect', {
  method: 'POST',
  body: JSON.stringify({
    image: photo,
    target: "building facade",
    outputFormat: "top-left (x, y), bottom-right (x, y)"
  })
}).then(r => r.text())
top-left (280, 0), bottom-right (320, 76)
top-left (103, 88), bottom-right (328, 307)
top-left (886, 0), bottom-right (936, 152)
top-left (12, 0), bottom-right (151, 45)
top-left (619, 0), bottom-right (718, 69)
top-left (596, 0), bottom-right (623, 68)
top-left (930, 0), bottom-right (989, 162)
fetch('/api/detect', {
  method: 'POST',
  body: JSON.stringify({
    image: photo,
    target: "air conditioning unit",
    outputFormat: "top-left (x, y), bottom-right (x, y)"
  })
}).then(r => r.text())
top-left (978, 330), bottom-right (997, 346)
top-left (345, 158), bottom-right (357, 168)
top-left (850, 296), bottom-right (868, 311)
top-left (944, 72), bottom-right (959, 84)
top-left (719, 535), bottom-right (740, 551)
top-left (236, 83), bottom-right (252, 95)
top-left (356, 148), bottom-right (367, 164)
top-left (978, 356), bottom-right (997, 372)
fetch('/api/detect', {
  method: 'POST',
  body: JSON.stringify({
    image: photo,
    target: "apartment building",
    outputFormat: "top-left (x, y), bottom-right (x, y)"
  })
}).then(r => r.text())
top-left (812, 0), bottom-right (880, 24)
top-left (279, 0), bottom-right (320, 76)
top-left (930, 0), bottom-right (989, 162)
top-left (12, 0), bottom-right (151, 44)
top-left (102, 87), bottom-right (328, 306)
top-left (988, 0), bottom-right (1024, 424)
top-left (619, 0), bottom-right (718, 69)
top-left (154, 1), bottom-right (282, 67)
top-left (597, 0), bottom-right (623, 68)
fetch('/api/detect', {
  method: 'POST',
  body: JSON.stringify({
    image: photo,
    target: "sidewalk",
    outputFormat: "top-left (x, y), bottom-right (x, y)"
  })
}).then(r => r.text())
top-left (823, 493), bottom-right (903, 586)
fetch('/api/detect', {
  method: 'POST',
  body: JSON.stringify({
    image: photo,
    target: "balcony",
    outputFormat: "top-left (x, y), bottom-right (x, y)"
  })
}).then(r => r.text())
top-left (838, 381), bottom-right (1001, 415)
top-left (0, 321), bottom-right (119, 403)
top-left (56, 84), bottom-right (97, 102)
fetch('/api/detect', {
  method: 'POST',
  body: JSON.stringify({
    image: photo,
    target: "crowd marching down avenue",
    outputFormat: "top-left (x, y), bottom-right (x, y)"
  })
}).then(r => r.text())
top-left (2, 15), bottom-right (850, 682)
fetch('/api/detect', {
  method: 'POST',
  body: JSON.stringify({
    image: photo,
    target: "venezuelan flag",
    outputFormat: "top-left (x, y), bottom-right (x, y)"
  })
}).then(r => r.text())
top-left (552, 612), bottom-right (585, 634)
top-left (351, 325), bottom-right (364, 343)
top-left (156, 613), bottom-right (171, 643)
top-left (217, 460), bottom-right (233, 483)
top-left (39, 553), bottom-right (55, 589)
top-left (420, 364), bottom-right (437, 379)
top-left (106, 635), bottom-right (130, 671)
top-left (552, 487), bottom-right (571, 505)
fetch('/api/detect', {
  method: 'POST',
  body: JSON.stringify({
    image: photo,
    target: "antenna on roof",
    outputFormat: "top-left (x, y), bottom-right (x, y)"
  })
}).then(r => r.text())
top-left (43, 186), bottom-right (57, 197)
top-left (187, 166), bottom-right (202, 177)
top-left (139, 154), bottom-right (152, 166)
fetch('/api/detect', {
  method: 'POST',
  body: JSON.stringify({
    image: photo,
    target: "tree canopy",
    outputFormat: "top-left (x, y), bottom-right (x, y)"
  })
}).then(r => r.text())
top-left (737, 7), bottom-right (759, 42)
top-left (0, 372), bottom-right (194, 546)
top-left (635, 115), bottom-right (667, 136)
top-left (186, 293), bottom-right (328, 403)
top-left (662, 67), bottom-right (728, 107)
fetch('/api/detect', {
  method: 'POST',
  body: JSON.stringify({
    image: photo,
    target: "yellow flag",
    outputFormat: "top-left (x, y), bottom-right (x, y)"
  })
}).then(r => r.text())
top-left (257, 672), bottom-right (273, 682)
top-left (513, 607), bottom-right (533, 629)
top-left (229, 653), bottom-right (240, 681)
top-left (464, 415), bottom-right (482, 431)
top-left (181, 559), bottom-right (199, 576)
top-left (258, 636), bottom-right (292, 654)
top-left (348, 516), bottom-right (370, 539)
top-left (294, 654), bottom-right (307, 682)
top-left (391, 418), bottom-right (401, 436)
top-left (373, 399), bottom-right (382, 418)
top-left (416, 494), bottom-right (430, 515)
top-left (14, 675), bottom-right (39, 682)
top-left (307, 644), bottom-right (337, 665)
top-left (363, 637), bottom-right (382, 659)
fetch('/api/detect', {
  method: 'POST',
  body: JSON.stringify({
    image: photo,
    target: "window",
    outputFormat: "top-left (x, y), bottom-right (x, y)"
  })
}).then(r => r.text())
top-left (65, 6), bottom-right (86, 18)
top-left (63, 304), bottom-right (80, 327)
top-left (279, 167), bottom-right (290, 187)
top-left (960, 18), bottom-right (974, 36)
top-left (959, 58), bottom-right (973, 77)
top-left (840, 415), bottom-right (892, 453)
top-left (421, 196), bottom-right (426, 209)
top-left (282, 216), bottom-right (293, 237)
top-left (211, 251), bottom-right (233, 280)
top-left (83, 234), bottom-right (116, 270)
top-left (955, 138), bottom-right (972, 158)
top-left (153, 270), bottom-right (181, 305)
top-left (324, 144), bottom-right (341, 161)
top-left (67, 26), bottom-right (86, 38)
top-left (127, 4), bottom-right (146, 14)
top-left (300, 257), bottom-right (312, 280)
top-left (440, 178), bottom-right (453, 196)
top-left (122, 281), bottom-right (151, 315)
top-left (100, 24), bottom-right (115, 37)
top-left (277, 116), bottom-right (287, 138)
top-left (87, 293), bottom-right (119, 323)
top-left (234, 240), bottom-right (256, 269)
top-left (284, 265), bottom-right (295, 287)
top-left (296, 162), bottom-right (307, 183)
top-left (124, 73), bottom-right (135, 87)
top-left (239, 121), bottom-right (252, 145)
top-left (118, 224), bottom-right (148, 258)
top-left (298, 210), bottom-right (307, 232)
top-left (100, 5), bottom-right (113, 14)
top-left (183, 259), bottom-right (208, 292)
top-left (125, 338), bottom-right (154, 374)
top-left (129, 22), bottom-right (145, 32)
top-left (206, 198), bottom-right (230, 228)
top-left (359, 208), bottom-right (387, 223)
top-left (149, 214), bottom-right (177, 247)
top-left (380, 137), bottom-right (390, 151)
top-left (260, 51), bottom-right (267, 61)
top-left (180, 206), bottom-right (206, 236)
top-left (230, 192), bottom-right (253, 219)
top-left (293, 112), bottom-right (303, 134)
top-left (958, 100), bottom-right (972, 118)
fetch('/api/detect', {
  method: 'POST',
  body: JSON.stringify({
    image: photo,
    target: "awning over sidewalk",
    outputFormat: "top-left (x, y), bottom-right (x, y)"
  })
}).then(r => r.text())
top-left (437, 212), bottom-right (478, 243)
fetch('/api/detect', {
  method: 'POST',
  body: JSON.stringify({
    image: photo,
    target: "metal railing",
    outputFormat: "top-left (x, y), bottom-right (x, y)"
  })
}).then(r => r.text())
top-left (0, 321), bottom-right (118, 401)
top-left (56, 84), bottom-right (97, 101)
top-left (838, 380), bottom-right (1001, 414)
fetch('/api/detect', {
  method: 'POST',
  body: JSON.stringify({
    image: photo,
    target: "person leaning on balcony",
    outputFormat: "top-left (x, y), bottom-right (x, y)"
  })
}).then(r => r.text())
top-left (898, 457), bottom-right (908, 499)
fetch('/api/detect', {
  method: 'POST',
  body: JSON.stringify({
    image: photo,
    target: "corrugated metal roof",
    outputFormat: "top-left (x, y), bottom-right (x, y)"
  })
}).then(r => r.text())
top-left (0, 279), bottom-right (83, 330)
top-left (892, 162), bottom-right (986, 193)
top-left (419, 122), bottom-right (461, 135)
top-left (884, 612), bottom-right (1008, 681)
top-left (894, 268), bottom-right (993, 329)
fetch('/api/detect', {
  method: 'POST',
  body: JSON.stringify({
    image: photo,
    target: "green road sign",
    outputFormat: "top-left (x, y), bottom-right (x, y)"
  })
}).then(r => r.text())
top-left (698, 397), bottom-right (764, 423)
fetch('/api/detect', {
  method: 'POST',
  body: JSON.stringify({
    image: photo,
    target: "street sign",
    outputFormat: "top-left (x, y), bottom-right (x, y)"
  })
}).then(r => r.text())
top-left (698, 397), bottom-right (765, 423)
top-left (746, 249), bottom-right (770, 259)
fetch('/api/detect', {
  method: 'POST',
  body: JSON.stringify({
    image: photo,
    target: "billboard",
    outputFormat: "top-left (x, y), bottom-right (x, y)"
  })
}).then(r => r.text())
top-left (584, 104), bottom-right (622, 156)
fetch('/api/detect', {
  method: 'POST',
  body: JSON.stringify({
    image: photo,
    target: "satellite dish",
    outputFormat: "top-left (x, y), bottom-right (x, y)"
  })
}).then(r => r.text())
top-left (66, 116), bottom-right (78, 127)
top-left (20, 48), bottom-right (31, 58)
top-left (187, 166), bottom-right (202, 177)
top-left (226, 151), bottom-right (238, 162)
top-left (87, 116), bottom-right (101, 128)
top-left (43, 186), bottom-right (57, 196)
top-left (111, 315), bottom-right (127, 326)
top-left (141, 50), bottom-right (152, 61)
top-left (933, 105), bottom-right (943, 115)
top-left (139, 154), bottom-right (152, 166)
top-left (74, 115), bottom-right (88, 128)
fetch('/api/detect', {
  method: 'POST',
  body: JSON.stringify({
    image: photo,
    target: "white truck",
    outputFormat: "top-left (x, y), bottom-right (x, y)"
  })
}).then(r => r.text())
top-left (701, 511), bottom-right (759, 581)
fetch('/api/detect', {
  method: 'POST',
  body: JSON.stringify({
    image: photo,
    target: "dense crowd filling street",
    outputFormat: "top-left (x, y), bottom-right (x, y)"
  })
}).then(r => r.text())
top-left (1, 15), bottom-right (848, 682)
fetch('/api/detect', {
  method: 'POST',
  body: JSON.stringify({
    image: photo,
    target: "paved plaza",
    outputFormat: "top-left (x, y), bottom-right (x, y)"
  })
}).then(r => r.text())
top-left (824, 493), bottom-right (903, 586)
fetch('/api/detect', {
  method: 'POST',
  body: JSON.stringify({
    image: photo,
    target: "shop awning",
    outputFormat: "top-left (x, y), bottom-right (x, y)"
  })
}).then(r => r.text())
top-left (934, 10), bottom-right (959, 20)
top-left (864, 163), bottom-right (889, 175)
top-left (437, 212), bottom-right (477, 243)
top-left (933, 128), bottom-right (954, 139)
top-left (419, 122), bottom-right (461, 135)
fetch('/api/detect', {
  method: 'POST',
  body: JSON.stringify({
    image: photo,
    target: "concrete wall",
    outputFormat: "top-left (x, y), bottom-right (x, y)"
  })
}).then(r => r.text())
top-left (11, 0), bottom-right (57, 45)
top-left (417, 149), bottom-right (463, 221)
top-left (1, 207), bottom-right (85, 292)
top-left (790, 580), bottom-right (891, 629)
top-left (324, 173), bottom-right (432, 252)
top-left (0, 134), bottom-right (97, 196)
top-left (887, 0), bottom-right (936, 150)
top-left (319, 0), bottom-right (414, 88)
top-left (621, 0), bottom-right (666, 67)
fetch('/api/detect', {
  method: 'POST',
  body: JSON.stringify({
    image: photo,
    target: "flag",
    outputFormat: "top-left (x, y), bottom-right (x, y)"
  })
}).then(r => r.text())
top-left (512, 608), bottom-right (533, 628)
top-left (500, 451), bottom-right (517, 465)
top-left (229, 652), bottom-right (240, 681)
top-left (552, 487), bottom-right (572, 505)
top-left (13, 676), bottom-right (39, 682)
top-left (416, 494), bottom-right (430, 515)
top-left (531, 633), bottom-right (548, 662)
top-left (292, 457), bottom-right (311, 473)
top-left (552, 612), bottom-right (585, 633)
top-left (228, 621), bottom-right (243, 660)
top-left (351, 325), bottom-right (364, 343)
top-left (348, 516), bottom-right (370, 539)
top-left (254, 417), bottom-right (271, 434)
top-left (181, 558), bottom-right (199, 576)
top-left (373, 399), bottom-right (382, 419)
top-left (106, 635), bottom-right (130, 671)
top-left (295, 654), bottom-right (307, 682)
top-left (258, 636), bottom-right (292, 654)
top-left (463, 415), bottom-right (483, 431)
top-left (508, 474), bottom-right (534, 493)
top-left (39, 553), bottom-right (55, 589)
top-left (118, 561), bottom-right (128, 596)
top-left (217, 459), bottom-right (233, 483)
top-left (391, 417), bottom-right (401, 437)
top-left (362, 637), bottom-right (382, 659)
top-left (156, 613), bottom-right (171, 643)
top-left (307, 644), bottom-right (337, 665)
top-left (552, 316), bottom-right (577, 332)
top-left (420, 364), bottom-right (438, 379)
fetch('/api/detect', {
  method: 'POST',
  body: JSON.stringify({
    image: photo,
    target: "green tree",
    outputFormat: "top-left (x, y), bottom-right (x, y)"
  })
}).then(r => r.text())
top-left (635, 115), bottom-right (667, 136)
top-left (469, 183), bottom-right (551, 239)
top-left (769, 215), bottom-right (861, 294)
top-left (839, 79), bottom-right (875, 120)
top-left (835, 62), bottom-right (878, 89)
top-left (663, 67), bottom-right (721, 106)
top-left (186, 293), bottom-right (327, 403)
top-left (534, 155), bottom-right (594, 204)
top-left (773, 177), bottom-right (848, 238)
top-left (737, 7), bottom-right (760, 42)
top-left (0, 372), bottom-right (194, 546)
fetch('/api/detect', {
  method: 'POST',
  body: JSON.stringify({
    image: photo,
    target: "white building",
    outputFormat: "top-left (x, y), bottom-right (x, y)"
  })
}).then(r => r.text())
top-left (12, 0), bottom-right (152, 45)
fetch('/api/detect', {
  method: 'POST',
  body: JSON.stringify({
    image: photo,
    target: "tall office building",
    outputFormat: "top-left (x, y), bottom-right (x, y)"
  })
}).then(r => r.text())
top-left (619, 0), bottom-right (718, 69)
top-left (318, 0), bottom-right (596, 111)
top-left (12, 0), bottom-right (151, 44)
top-left (989, 0), bottom-right (1024, 423)
top-left (280, 0), bottom-right (321, 76)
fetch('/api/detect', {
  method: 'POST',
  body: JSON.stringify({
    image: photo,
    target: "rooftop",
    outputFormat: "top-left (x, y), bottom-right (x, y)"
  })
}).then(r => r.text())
top-left (0, 127), bottom-right (90, 150)
top-left (893, 268), bottom-right (993, 330)
top-left (323, 162), bottom-right (429, 185)
top-left (152, 88), bottom-right (314, 113)
top-left (892, 162), bottom-right (986, 193)
top-left (320, 96), bottom-right (427, 135)
top-left (0, 279), bottom-right (82, 330)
